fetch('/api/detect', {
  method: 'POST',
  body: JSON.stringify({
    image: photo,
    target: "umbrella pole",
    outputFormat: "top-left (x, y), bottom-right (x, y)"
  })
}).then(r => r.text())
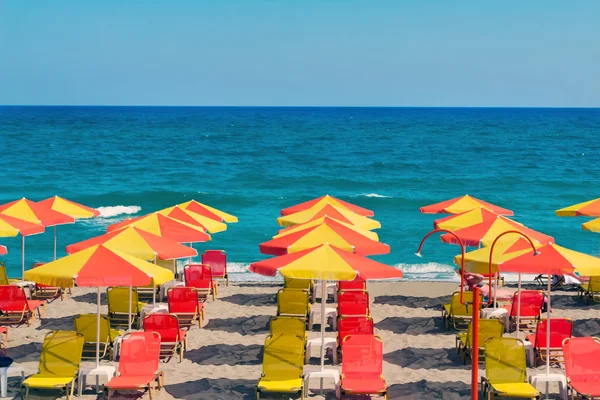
top-left (320, 279), bottom-right (326, 372)
top-left (153, 257), bottom-right (157, 307)
top-left (54, 226), bottom-right (57, 261)
top-left (189, 242), bottom-right (193, 264)
top-left (546, 273), bottom-right (551, 376)
top-left (21, 236), bottom-right (25, 280)
top-left (493, 272), bottom-right (498, 309)
top-left (96, 287), bottom-right (101, 368)
top-left (128, 285), bottom-right (132, 331)
top-left (516, 273), bottom-right (522, 338)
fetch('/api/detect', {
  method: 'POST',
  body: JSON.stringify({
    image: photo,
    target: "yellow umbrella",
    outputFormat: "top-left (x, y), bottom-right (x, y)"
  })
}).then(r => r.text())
top-left (158, 205), bottom-right (227, 234)
top-left (273, 215), bottom-right (379, 241)
top-left (583, 218), bottom-right (600, 233)
top-left (179, 200), bottom-right (238, 223)
top-left (277, 203), bottom-right (381, 230)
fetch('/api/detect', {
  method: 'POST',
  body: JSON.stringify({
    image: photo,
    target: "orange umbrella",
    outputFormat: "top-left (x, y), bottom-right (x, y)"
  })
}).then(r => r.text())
top-left (280, 195), bottom-right (374, 217)
top-left (420, 195), bottom-right (514, 216)
top-left (107, 213), bottom-right (211, 243)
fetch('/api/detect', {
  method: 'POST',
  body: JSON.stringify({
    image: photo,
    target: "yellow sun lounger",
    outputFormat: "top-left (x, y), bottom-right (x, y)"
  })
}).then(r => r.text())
top-left (276, 289), bottom-right (311, 319)
top-left (256, 334), bottom-right (305, 399)
top-left (441, 291), bottom-right (481, 330)
top-left (481, 337), bottom-right (540, 399)
top-left (456, 319), bottom-right (504, 364)
top-left (283, 277), bottom-right (313, 292)
top-left (21, 330), bottom-right (84, 400)
top-left (577, 276), bottom-right (600, 304)
top-left (74, 314), bottom-right (122, 360)
top-left (270, 316), bottom-right (307, 340)
top-left (107, 287), bottom-right (146, 329)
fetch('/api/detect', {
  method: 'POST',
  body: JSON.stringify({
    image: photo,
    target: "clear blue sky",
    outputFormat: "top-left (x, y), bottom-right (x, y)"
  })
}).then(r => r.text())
top-left (1, 1), bottom-right (599, 106)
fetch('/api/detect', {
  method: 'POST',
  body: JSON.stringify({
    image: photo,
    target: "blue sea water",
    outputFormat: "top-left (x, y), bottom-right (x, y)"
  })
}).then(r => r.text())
top-left (0, 106), bottom-right (599, 281)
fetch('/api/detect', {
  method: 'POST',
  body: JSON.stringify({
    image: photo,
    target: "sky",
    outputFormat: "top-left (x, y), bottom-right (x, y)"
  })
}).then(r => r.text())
top-left (1, 1), bottom-right (599, 107)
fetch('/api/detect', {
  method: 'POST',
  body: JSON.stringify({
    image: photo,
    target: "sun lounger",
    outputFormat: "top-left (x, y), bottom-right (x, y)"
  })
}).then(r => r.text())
top-left (105, 331), bottom-right (164, 399)
top-left (256, 333), bottom-right (305, 399)
top-left (167, 287), bottom-right (204, 328)
top-left (577, 275), bottom-right (600, 304)
top-left (0, 285), bottom-right (44, 326)
top-left (269, 316), bottom-right (307, 340)
top-left (562, 337), bottom-right (600, 399)
top-left (202, 250), bottom-right (229, 286)
top-left (184, 264), bottom-right (218, 301)
top-left (456, 319), bottom-right (504, 364)
top-left (106, 287), bottom-right (146, 329)
top-left (338, 290), bottom-right (370, 317)
top-left (505, 290), bottom-right (545, 331)
top-left (441, 291), bottom-right (482, 331)
top-left (481, 337), bottom-right (540, 399)
top-left (276, 288), bottom-right (310, 319)
top-left (21, 330), bottom-right (84, 400)
top-left (337, 315), bottom-right (374, 350)
top-left (31, 262), bottom-right (67, 301)
top-left (0, 263), bottom-right (19, 285)
top-left (337, 276), bottom-right (366, 291)
top-left (74, 314), bottom-right (121, 360)
top-left (340, 334), bottom-right (387, 399)
top-left (283, 277), bottom-right (312, 292)
top-left (526, 318), bottom-right (572, 364)
top-left (143, 314), bottom-right (187, 363)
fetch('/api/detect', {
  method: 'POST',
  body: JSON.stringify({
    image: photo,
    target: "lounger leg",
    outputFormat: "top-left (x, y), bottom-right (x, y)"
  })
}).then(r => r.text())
top-left (226, 274), bottom-right (229, 286)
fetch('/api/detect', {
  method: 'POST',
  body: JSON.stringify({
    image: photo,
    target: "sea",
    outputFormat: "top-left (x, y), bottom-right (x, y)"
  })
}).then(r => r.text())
top-left (0, 106), bottom-right (599, 282)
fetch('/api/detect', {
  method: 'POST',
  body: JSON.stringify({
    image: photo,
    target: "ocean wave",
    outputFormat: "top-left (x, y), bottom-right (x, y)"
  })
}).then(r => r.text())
top-left (355, 193), bottom-right (392, 198)
top-left (96, 205), bottom-right (142, 218)
top-left (396, 262), bottom-right (457, 274)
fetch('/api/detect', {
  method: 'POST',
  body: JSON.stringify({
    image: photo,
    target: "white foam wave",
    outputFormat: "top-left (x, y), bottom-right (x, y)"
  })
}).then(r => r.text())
top-left (356, 193), bottom-right (391, 198)
top-left (96, 205), bottom-right (142, 218)
top-left (396, 262), bottom-right (456, 274)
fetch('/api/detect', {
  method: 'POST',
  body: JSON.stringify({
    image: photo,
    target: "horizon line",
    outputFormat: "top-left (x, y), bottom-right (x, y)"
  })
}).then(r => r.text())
top-left (1, 105), bottom-right (600, 109)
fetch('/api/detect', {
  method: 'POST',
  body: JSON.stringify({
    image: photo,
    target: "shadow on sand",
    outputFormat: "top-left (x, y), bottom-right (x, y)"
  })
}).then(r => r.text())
top-left (185, 344), bottom-right (263, 366)
top-left (384, 348), bottom-right (467, 370)
top-left (374, 295), bottom-right (451, 309)
top-left (219, 293), bottom-right (276, 307)
top-left (203, 315), bottom-right (270, 335)
top-left (165, 378), bottom-right (256, 400)
top-left (387, 380), bottom-right (471, 399)
top-left (375, 317), bottom-right (452, 336)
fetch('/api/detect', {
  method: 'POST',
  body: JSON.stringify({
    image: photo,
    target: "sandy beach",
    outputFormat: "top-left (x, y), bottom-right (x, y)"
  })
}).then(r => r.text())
top-left (4, 280), bottom-right (596, 399)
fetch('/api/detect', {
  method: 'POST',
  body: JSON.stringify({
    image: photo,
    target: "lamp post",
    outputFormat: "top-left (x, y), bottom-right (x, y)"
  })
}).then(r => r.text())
top-left (416, 229), bottom-right (479, 400)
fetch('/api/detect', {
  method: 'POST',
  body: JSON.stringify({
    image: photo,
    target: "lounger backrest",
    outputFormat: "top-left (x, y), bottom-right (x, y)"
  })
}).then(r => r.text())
top-left (74, 314), bottom-right (111, 343)
top-left (144, 314), bottom-right (181, 343)
top-left (184, 264), bottom-right (212, 287)
top-left (201, 250), bottom-right (227, 277)
top-left (509, 290), bottom-right (544, 317)
top-left (338, 316), bottom-right (374, 344)
top-left (484, 338), bottom-right (527, 384)
top-left (562, 337), bottom-right (600, 379)
top-left (38, 331), bottom-right (84, 377)
top-left (0, 285), bottom-right (26, 302)
top-left (107, 287), bottom-right (140, 313)
top-left (270, 316), bottom-right (306, 337)
top-left (261, 334), bottom-right (304, 379)
top-left (0, 263), bottom-right (8, 285)
top-left (466, 319), bottom-right (503, 348)
top-left (342, 334), bottom-right (383, 377)
top-left (587, 276), bottom-right (600, 291)
top-left (119, 332), bottom-right (161, 377)
top-left (167, 287), bottom-right (199, 313)
top-left (534, 319), bottom-right (573, 349)
top-left (283, 277), bottom-right (311, 291)
top-left (277, 289), bottom-right (309, 316)
top-left (449, 291), bottom-right (477, 317)
top-left (338, 276), bottom-right (366, 291)
top-left (338, 290), bottom-right (369, 316)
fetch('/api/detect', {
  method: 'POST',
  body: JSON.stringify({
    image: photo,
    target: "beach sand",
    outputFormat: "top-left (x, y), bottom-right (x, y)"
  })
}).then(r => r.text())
top-left (6, 281), bottom-right (595, 399)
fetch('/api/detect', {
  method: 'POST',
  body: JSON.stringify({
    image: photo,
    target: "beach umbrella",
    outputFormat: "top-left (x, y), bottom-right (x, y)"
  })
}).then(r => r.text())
top-left (66, 225), bottom-right (198, 261)
top-left (0, 246), bottom-right (6, 256)
top-left (249, 243), bottom-right (402, 372)
top-left (555, 198), bottom-right (600, 217)
top-left (24, 244), bottom-right (174, 369)
top-left (582, 218), bottom-right (600, 232)
top-left (0, 198), bottom-right (74, 278)
top-left (179, 200), bottom-right (238, 223)
top-left (158, 205), bottom-right (227, 234)
top-left (434, 208), bottom-right (554, 247)
top-left (38, 196), bottom-right (100, 260)
top-left (260, 219), bottom-right (390, 256)
top-left (274, 215), bottom-right (379, 241)
top-left (280, 195), bottom-right (374, 217)
top-left (277, 203), bottom-right (381, 230)
top-left (420, 195), bottom-right (514, 216)
top-left (107, 213), bottom-right (211, 243)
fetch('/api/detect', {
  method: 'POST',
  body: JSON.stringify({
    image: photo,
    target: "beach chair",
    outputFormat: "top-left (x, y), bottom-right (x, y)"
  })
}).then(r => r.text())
top-left (143, 314), bottom-right (187, 363)
top-left (269, 316), bottom-right (307, 340)
top-left (338, 276), bottom-right (366, 291)
top-left (456, 319), bottom-right (504, 364)
top-left (0, 263), bottom-right (19, 285)
top-left (338, 290), bottom-right (370, 317)
top-left (135, 285), bottom-right (160, 304)
top-left (577, 275), bottom-right (600, 304)
top-left (276, 288), bottom-right (310, 319)
top-left (106, 287), bottom-right (146, 329)
top-left (526, 318), bottom-right (572, 364)
top-left (0, 285), bottom-right (45, 326)
top-left (74, 314), bottom-right (121, 360)
top-left (105, 331), bottom-right (164, 400)
top-left (481, 337), bottom-right (540, 399)
top-left (340, 335), bottom-right (387, 399)
top-left (562, 337), bottom-right (600, 399)
top-left (505, 290), bottom-right (545, 331)
top-left (202, 250), bottom-right (229, 286)
top-left (441, 291), bottom-right (481, 331)
top-left (184, 264), bottom-right (218, 301)
top-left (21, 330), bottom-right (84, 400)
top-left (167, 287), bottom-right (204, 328)
top-left (30, 262), bottom-right (68, 301)
top-left (337, 315), bottom-right (374, 349)
top-left (256, 333), bottom-right (305, 399)
top-left (283, 277), bottom-right (312, 292)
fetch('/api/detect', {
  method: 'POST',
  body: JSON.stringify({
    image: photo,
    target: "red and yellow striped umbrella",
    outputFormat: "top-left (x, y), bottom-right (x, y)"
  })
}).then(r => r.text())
top-left (420, 195), bottom-right (514, 216)
top-left (274, 215), bottom-right (379, 241)
top-left (277, 203), bottom-right (381, 230)
top-left (107, 213), bottom-right (211, 243)
top-left (38, 196), bottom-right (100, 219)
top-left (0, 246), bottom-right (6, 256)
top-left (158, 205), bottom-right (227, 234)
top-left (280, 195), bottom-right (374, 217)
top-left (179, 200), bottom-right (238, 223)
top-left (555, 198), bottom-right (600, 217)
top-left (0, 214), bottom-right (45, 237)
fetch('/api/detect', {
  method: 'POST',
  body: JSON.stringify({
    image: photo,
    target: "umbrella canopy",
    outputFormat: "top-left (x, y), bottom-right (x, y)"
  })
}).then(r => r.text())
top-left (250, 243), bottom-right (402, 281)
top-left (179, 200), bottom-right (238, 223)
top-left (107, 213), bottom-right (211, 243)
top-left (280, 195), bottom-right (374, 217)
top-left (582, 218), bottom-right (600, 233)
top-left (0, 246), bottom-right (6, 256)
top-left (555, 198), bottom-right (600, 217)
top-left (420, 195), bottom-right (514, 216)
top-left (66, 226), bottom-right (198, 261)
top-left (24, 244), bottom-right (174, 288)
top-left (260, 220), bottom-right (389, 256)
top-left (0, 198), bottom-right (75, 227)
top-left (274, 215), bottom-right (379, 241)
top-left (38, 196), bottom-right (100, 219)
top-left (158, 205), bottom-right (227, 234)
top-left (435, 208), bottom-right (554, 247)
top-left (277, 203), bottom-right (381, 231)
top-left (0, 214), bottom-right (45, 237)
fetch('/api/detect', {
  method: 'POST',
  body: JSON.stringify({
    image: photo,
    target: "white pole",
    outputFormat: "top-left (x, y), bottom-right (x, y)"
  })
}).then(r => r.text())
top-left (21, 236), bottom-right (25, 280)
top-left (96, 287), bottom-right (101, 368)
top-left (128, 285), bottom-right (132, 331)
top-left (153, 257), bottom-right (157, 307)
top-left (546, 273), bottom-right (551, 375)
top-left (493, 271), bottom-right (498, 309)
top-left (516, 273), bottom-right (522, 338)
top-left (53, 226), bottom-right (57, 261)
top-left (189, 242), bottom-right (193, 264)
top-left (320, 279), bottom-right (326, 372)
